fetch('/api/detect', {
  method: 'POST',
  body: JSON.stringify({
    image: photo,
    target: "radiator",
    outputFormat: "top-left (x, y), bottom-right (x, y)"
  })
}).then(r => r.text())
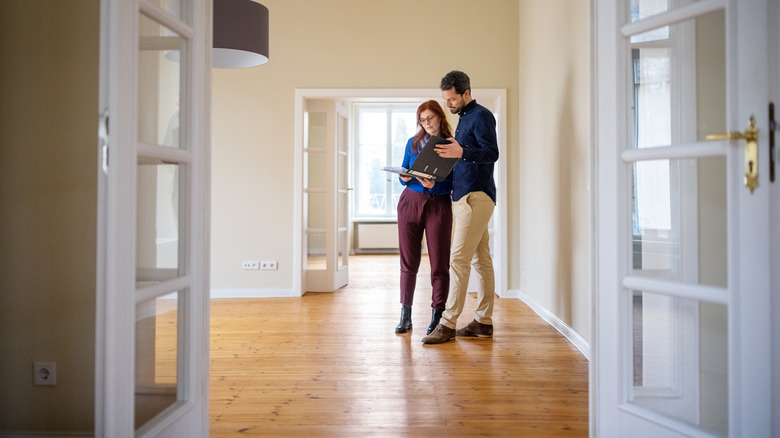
top-left (355, 222), bottom-right (399, 251)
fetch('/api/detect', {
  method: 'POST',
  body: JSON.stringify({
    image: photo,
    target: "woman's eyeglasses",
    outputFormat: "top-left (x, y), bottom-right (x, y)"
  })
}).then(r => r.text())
top-left (419, 115), bottom-right (436, 124)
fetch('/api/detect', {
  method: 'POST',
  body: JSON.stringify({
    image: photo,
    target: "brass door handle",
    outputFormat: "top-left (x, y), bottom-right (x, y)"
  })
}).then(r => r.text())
top-left (706, 116), bottom-right (759, 194)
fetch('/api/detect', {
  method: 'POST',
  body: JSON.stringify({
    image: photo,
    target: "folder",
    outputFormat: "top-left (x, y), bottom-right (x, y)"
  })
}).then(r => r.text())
top-left (381, 135), bottom-right (457, 181)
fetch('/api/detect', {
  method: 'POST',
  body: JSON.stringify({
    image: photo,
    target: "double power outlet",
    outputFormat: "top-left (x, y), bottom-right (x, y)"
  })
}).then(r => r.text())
top-left (242, 260), bottom-right (277, 271)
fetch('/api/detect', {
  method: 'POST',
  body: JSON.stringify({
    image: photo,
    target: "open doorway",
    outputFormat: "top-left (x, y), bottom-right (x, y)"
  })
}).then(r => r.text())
top-left (293, 88), bottom-right (508, 296)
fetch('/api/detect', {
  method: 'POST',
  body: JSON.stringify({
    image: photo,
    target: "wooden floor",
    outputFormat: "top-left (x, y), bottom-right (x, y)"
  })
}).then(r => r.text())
top-left (209, 254), bottom-right (589, 437)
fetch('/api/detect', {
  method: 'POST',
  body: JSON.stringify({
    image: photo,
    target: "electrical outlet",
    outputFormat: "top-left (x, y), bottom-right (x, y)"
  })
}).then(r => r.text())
top-left (242, 260), bottom-right (259, 270)
top-left (33, 361), bottom-right (57, 386)
top-left (260, 260), bottom-right (277, 271)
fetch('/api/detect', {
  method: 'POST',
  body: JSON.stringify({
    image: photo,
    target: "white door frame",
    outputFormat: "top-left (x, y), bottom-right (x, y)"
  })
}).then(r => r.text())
top-left (293, 88), bottom-right (508, 297)
top-left (592, 0), bottom-right (776, 436)
top-left (96, 0), bottom-right (211, 435)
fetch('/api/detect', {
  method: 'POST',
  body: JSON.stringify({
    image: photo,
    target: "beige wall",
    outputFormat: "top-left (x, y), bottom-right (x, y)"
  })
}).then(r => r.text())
top-left (0, 0), bottom-right (592, 432)
top-left (211, 0), bottom-right (521, 290)
top-left (515, 0), bottom-right (592, 340)
top-left (211, 0), bottom-right (592, 342)
top-left (0, 0), bottom-right (99, 432)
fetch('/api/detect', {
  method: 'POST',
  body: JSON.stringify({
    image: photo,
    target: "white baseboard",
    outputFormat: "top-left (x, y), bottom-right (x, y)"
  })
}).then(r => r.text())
top-left (509, 289), bottom-right (591, 360)
top-left (210, 288), bottom-right (300, 298)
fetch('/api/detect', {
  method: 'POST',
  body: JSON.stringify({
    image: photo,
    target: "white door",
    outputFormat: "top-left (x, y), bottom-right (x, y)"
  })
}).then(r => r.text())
top-left (96, 0), bottom-right (210, 436)
top-left (303, 99), bottom-right (349, 292)
top-left (594, 0), bottom-right (776, 437)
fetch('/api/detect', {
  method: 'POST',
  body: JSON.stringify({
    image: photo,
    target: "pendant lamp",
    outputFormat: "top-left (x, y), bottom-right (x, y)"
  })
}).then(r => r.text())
top-left (213, 0), bottom-right (269, 68)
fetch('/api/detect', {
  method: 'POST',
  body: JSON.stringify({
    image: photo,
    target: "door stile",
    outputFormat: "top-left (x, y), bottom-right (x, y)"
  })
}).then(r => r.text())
top-left (728, 0), bottom-right (772, 435)
top-left (592, 2), bottom-right (628, 437)
top-left (97, 0), bottom-right (141, 435)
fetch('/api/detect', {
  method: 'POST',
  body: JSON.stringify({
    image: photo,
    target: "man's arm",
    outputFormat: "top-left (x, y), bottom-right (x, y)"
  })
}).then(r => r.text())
top-left (461, 111), bottom-right (499, 164)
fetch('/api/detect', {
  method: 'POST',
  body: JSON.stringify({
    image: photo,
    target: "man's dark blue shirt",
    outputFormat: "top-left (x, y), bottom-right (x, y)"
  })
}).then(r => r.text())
top-left (452, 99), bottom-right (499, 203)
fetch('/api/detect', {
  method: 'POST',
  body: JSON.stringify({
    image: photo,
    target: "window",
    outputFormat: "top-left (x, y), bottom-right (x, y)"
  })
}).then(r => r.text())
top-left (352, 103), bottom-right (420, 219)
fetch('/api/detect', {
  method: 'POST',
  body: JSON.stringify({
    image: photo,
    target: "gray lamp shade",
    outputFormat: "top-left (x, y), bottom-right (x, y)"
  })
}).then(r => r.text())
top-left (213, 0), bottom-right (269, 68)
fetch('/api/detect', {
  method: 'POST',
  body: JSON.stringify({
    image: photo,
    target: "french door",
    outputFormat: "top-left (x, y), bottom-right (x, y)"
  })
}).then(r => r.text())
top-left (97, 0), bottom-right (210, 436)
top-left (594, 0), bottom-right (776, 437)
top-left (302, 98), bottom-right (350, 292)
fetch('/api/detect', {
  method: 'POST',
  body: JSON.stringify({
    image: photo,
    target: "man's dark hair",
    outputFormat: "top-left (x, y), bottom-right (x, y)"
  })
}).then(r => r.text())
top-left (440, 70), bottom-right (470, 95)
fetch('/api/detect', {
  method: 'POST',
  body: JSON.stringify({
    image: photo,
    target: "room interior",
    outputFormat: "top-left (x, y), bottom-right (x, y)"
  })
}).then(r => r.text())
top-left (3, 0), bottom-right (746, 435)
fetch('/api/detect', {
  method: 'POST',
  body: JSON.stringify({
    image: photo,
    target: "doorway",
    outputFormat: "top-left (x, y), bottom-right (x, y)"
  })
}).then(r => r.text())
top-left (294, 88), bottom-right (508, 296)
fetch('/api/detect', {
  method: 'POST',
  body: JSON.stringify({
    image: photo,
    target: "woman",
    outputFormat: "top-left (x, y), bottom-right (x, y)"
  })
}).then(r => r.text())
top-left (394, 100), bottom-right (454, 335)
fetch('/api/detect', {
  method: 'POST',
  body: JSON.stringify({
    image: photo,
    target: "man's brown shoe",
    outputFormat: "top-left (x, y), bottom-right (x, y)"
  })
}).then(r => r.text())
top-left (421, 324), bottom-right (456, 344)
top-left (455, 319), bottom-right (493, 338)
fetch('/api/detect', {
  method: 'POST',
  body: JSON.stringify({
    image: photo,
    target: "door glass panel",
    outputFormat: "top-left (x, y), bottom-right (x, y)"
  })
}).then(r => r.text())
top-left (135, 291), bottom-right (181, 429)
top-left (629, 0), bottom-right (670, 42)
top-left (337, 229), bottom-right (347, 269)
top-left (306, 229), bottom-right (326, 270)
top-left (158, 0), bottom-right (189, 22)
top-left (305, 109), bottom-right (327, 272)
top-left (139, 13), bottom-right (184, 148)
top-left (629, 9), bottom-right (726, 149)
top-left (306, 190), bottom-right (326, 271)
top-left (631, 291), bottom-right (728, 437)
top-left (337, 125), bottom-right (348, 271)
top-left (337, 191), bottom-right (347, 269)
top-left (137, 163), bottom-right (183, 284)
top-left (630, 157), bottom-right (727, 287)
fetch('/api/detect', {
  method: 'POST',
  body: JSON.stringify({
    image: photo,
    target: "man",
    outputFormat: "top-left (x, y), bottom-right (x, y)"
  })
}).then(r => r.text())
top-left (421, 70), bottom-right (499, 344)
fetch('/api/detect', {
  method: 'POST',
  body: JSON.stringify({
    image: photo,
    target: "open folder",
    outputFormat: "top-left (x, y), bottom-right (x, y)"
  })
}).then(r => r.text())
top-left (381, 135), bottom-right (457, 181)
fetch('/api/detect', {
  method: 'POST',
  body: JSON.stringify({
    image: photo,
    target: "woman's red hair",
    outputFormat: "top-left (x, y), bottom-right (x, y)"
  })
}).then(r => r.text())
top-left (412, 100), bottom-right (453, 154)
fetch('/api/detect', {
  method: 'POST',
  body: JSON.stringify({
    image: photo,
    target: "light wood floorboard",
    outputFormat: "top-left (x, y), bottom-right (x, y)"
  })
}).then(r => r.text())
top-left (209, 254), bottom-right (589, 437)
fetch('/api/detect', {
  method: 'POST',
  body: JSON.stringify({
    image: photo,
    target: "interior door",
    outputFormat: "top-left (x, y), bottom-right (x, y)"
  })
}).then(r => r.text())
top-left (96, 0), bottom-right (210, 436)
top-left (303, 99), bottom-right (349, 292)
top-left (594, 0), bottom-right (775, 437)
top-left (335, 102), bottom-right (350, 289)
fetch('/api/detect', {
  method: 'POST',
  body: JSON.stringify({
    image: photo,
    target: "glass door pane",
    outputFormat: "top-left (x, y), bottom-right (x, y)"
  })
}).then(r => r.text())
top-left (337, 112), bottom-right (348, 270)
top-left (138, 13), bottom-right (184, 148)
top-left (624, 5), bottom-right (728, 436)
top-left (137, 163), bottom-right (183, 284)
top-left (135, 291), bottom-right (181, 429)
top-left (134, 6), bottom-right (191, 432)
top-left (305, 110), bottom-right (327, 271)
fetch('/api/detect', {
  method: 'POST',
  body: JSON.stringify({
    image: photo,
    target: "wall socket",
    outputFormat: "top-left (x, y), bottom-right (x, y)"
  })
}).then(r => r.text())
top-left (260, 260), bottom-right (278, 270)
top-left (33, 361), bottom-right (57, 386)
top-left (242, 260), bottom-right (259, 270)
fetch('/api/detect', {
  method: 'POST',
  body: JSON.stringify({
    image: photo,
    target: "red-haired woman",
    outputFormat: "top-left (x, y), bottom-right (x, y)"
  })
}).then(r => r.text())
top-left (394, 100), bottom-right (453, 335)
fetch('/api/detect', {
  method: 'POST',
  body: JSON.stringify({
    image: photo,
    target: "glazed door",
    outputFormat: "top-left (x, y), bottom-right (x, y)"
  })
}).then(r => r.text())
top-left (303, 99), bottom-right (349, 292)
top-left (96, 0), bottom-right (211, 436)
top-left (594, 0), bottom-right (775, 437)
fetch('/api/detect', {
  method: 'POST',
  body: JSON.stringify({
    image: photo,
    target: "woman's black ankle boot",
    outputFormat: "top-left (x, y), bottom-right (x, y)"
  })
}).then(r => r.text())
top-left (395, 305), bottom-right (413, 334)
top-left (427, 309), bottom-right (443, 335)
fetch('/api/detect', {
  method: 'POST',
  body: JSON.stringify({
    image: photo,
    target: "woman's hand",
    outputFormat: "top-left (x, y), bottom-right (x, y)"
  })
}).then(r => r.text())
top-left (416, 177), bottom-right (435, 189)
top-left (400, 175), bottom-right (412, 182)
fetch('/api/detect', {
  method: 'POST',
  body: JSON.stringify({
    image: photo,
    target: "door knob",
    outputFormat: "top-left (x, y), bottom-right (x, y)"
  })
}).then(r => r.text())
top-left (706, 115), bottom-right (759, 193)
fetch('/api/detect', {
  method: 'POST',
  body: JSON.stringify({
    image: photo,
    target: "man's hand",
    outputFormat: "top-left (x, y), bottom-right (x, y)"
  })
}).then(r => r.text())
top-left (434, 138), bottom-right (463, 159)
